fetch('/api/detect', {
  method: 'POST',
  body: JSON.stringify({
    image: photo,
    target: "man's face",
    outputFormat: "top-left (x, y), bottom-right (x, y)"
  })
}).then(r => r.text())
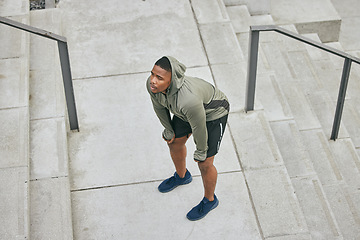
top-left (150, 65), bottom-right (172, 94)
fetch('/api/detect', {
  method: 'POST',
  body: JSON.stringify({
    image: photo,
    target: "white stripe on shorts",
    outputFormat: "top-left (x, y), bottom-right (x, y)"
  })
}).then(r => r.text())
top-left (217, 122), bottom-right (224, 152)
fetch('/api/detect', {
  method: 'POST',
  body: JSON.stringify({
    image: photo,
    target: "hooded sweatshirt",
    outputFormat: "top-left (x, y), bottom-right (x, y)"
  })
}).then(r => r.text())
top-left (146, 56), bottom-right (229, 161)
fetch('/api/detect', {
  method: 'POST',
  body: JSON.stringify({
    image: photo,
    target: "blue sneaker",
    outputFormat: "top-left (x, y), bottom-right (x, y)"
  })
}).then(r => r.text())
top-left (186, 195), bottom-right (219, 221)
top-left (158, 169), bottom-right (192, 193)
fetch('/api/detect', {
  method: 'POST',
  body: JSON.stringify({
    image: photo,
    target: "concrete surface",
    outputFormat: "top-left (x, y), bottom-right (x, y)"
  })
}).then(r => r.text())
top-left (227, 5), bottom-right (274, 33)
top-left (0, 0), bottom-right (28, 17)
top-left (191, 0), bottom-right (229, 24)
top-left (71, 172), bottom-right (261, 240)
top-left (0, 1), bottom-right (30, 239)
top-left (61, 0), bottom-right (360, 238)
top-left (1, 0), bottom-right (360, 239)
top-left (59, 0), bottom-right (208, 79)
top-left (0, 167), bottom-right (29, 239)
top-left (0, 15), bottom-right (29, 59)
top-left (30, 177), bottom-right (73, 240)
top-left (331, 0), bottom-right (360, 51)
top-left (28, 8), bottom-right (73, 239)
top-left (271, 0), bottom-right (341, 42)
top-left (0, 58), bottom-right (29, 109)
top-left (223, 0), bottom-right (270, 15)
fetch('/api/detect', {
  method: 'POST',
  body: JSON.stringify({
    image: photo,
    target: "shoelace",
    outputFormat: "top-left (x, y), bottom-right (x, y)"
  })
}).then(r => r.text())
top-left (165, 174), bottom-right (177, 185)
top-left (198, 199), bottom-right (206, 213)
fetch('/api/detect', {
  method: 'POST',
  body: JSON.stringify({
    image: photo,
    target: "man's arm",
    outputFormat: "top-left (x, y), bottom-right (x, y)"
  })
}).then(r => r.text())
top-left (182, 100), bottom-right (208, 162)
top-left (150, 97), bottom-right (175, 141)
top-left (146, 77), bottom-right (175, 140)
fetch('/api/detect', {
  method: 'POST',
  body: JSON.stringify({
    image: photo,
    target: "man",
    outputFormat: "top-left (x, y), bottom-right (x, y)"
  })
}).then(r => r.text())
top-left (146, 56), bottom-right (229, 221)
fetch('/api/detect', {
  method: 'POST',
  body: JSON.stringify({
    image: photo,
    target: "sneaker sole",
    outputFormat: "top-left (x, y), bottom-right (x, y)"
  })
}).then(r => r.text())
top-left (186, 198), bottom-right (219, 221)
top-left (158, 175), bottom-right (193, 193)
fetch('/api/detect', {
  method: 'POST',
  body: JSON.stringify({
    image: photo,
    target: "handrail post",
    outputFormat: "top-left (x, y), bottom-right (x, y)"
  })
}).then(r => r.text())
top-left (58, 41), bottom-right (79, 131)
top-left (331, 58), bottom-right (352, 140)
top-left (245, 28), bottom-right (260, 112)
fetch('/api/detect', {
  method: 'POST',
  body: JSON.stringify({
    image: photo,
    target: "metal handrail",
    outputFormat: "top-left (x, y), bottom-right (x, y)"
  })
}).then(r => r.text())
top-left (0, 16), bottom-right (79, 131)
top-left (245, 25), bottom-right (360, 140)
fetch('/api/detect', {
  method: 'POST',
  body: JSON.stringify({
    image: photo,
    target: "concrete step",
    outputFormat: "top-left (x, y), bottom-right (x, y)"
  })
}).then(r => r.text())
top-left (237, 25), bottom-right (349, 137)
top-left (300, 131), bottom-right (360, 238)
top-left (198, 21), bottom-right (244, 64)
top-left (282, 35), bottom-right (360, 142)
top-left (191, 0), bottom-right (229, 24)
top-left (0, 108), bottom-right (30, 240)
top-left (29, 8), bottom-right (73, 239)
top-left (256, 72), bottom-right (293, 122)
top-left (297, 33), bottom-right (360, 146)
top-left (343, 98), bottom-right (360, 148)
top-left (271, 0), bottom-right (341, 43)
top-left (255, 38), bottom-right (323, 131)
top-left (211, 61), bottom-right (254, 113)
top-left (229, 3), bottom-right (360, 236)
top-left (270, 120), bottom-right (316, 178)
top-left (306, 36), bottom-right (360, 144)
top-left (0, 0), bottom-right (30, 239)
top-left (0, 0), bottom-right (28, 17)
top-left (343, 62), bottom-right (360, 148)
top-left (226, 5), bottom-right (274, 34)
top-left (270, 121), bottom-right (346, 238)
top-left (224, 7), bottom-right (349, 237)
top-left (291, 175), bottom-right (343, 239)
top-left (191, 0), bottom-right (247, 113)
top-left (54, 0), bottom-right (360, 238)
top-left (223, 0), bottom-right (270, 15)
top-left (58, 0), bottom-right (208, 79)
top-left (255, 45), bottom-right (360, 237)
top-left (228, 111), bottom-right (310, 238)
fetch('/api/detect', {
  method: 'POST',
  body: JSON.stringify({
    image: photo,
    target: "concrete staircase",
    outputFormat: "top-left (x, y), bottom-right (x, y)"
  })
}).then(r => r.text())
top-left (29, 8), bottom-right (73, 239)
top-left (1, 0), bottom-right (360, 239)
top-left (0, 0), bottom-right (73, 239)
top-left (226, 3), bottom-right (360, 239)
top-left (0, 0), bottom-right (30, 238)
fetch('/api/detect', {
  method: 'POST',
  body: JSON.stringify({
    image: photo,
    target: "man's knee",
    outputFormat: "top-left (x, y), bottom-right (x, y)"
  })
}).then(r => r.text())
top-left (198, 156), bottom-right (215, 172)
top-left (167, 136), bottom-right (187, 149)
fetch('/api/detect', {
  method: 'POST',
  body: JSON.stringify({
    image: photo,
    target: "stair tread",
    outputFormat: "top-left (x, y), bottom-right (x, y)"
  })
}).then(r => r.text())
top-left (0, 15), bottom-right (30, 59)
top-left (0, 58), bottom-right (29, 109)
top-left (270, 120), bottom-right (316, 177)
top-left (0, 0), bottom-right (28, 17)
top-left (191, 0), bottom-right (229, 24)
top-left (30, 177), bottom-right (73, 240)
top-left (323, 183), bottom-right (360, 239)
top-left (244, 165), bottom-right (309, 238)
top-left (271, 0), bottom-right (341, 42)
top-left (256, 72), bottom-right (293, 121)
top-left (0, 3), bottom-right (30, 239)
top-left (233, 13), bottom-right (360, 238)
top-left (0, 167), bottom-right (29, 239)
top-left (199, 21), bottom-right (244, 64)
top-left (30, 118), bottom-right (68, 180)
top-left (227, 5), bottom-right (274, 34)
top-left (28, 8), bottom-right (74, 240)
top-left (229, 111), bottom-right (284, 170)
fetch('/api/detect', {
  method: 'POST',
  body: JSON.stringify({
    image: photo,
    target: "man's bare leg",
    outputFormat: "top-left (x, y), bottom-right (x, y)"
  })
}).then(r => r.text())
top-left (198, 156), bottom-right (217, 201)
top-left (167, 135), bottom-right (190, 178)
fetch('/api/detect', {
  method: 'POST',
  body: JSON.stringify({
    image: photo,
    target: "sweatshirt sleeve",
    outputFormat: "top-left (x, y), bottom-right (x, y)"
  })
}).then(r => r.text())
top-left (150, 97), bottom-right (175, 140)
top-left (146, 77), bottom-right (175, 140)
top-left (182, 99), bottom-right (208, 161)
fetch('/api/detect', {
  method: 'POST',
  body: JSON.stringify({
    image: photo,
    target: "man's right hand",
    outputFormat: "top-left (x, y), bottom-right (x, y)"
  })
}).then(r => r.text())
top-left (163, 135), bottom-right (175, 144)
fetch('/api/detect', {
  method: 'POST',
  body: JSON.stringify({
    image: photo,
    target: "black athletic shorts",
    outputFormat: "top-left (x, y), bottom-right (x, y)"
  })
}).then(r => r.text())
top-left (171, 114), bottom-right (228, 158)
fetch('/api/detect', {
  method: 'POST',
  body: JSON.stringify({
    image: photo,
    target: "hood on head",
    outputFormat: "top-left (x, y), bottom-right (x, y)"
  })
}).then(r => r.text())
top-left (164, 56), bottom-right (186, 96)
